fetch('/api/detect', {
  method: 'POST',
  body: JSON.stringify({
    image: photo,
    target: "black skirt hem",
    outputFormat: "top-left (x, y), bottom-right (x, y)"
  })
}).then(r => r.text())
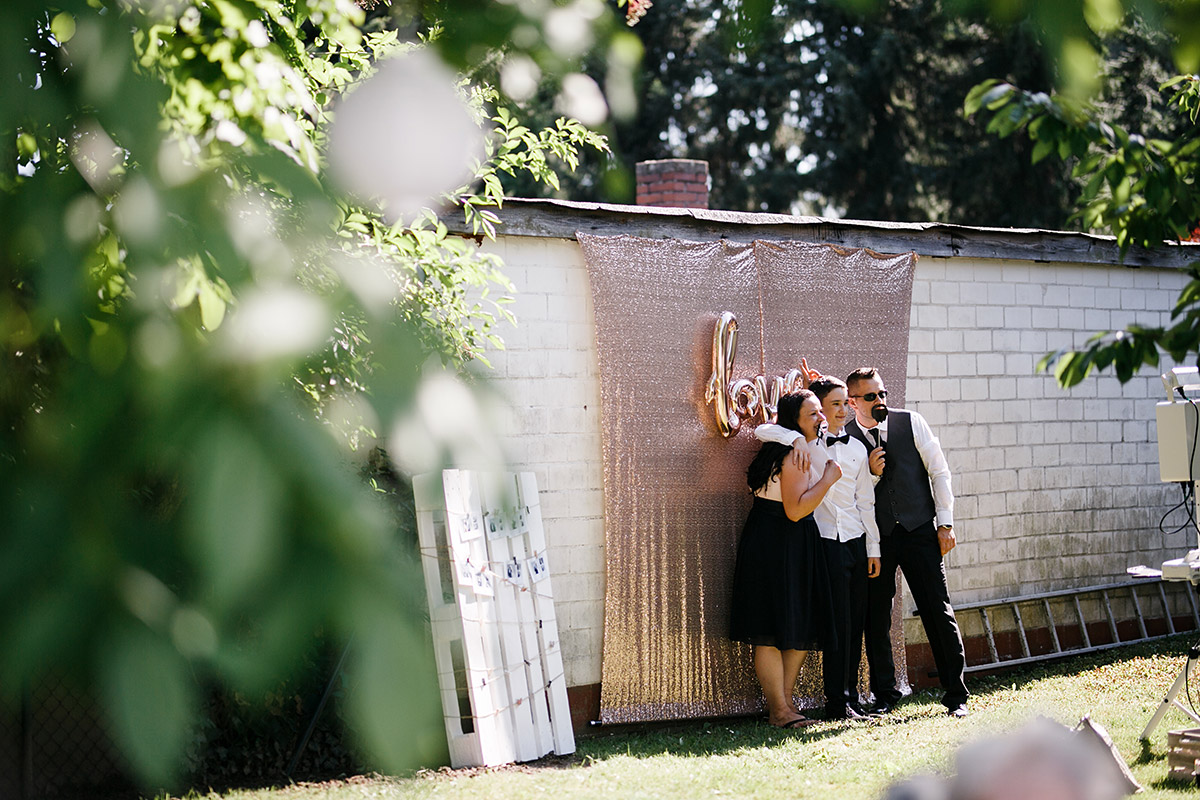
top-left (728, 496), bottom-right (837, 652)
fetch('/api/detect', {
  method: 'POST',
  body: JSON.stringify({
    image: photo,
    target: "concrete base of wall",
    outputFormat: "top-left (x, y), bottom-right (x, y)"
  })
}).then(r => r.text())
top-left (567, 683), bottom-right (602, 735)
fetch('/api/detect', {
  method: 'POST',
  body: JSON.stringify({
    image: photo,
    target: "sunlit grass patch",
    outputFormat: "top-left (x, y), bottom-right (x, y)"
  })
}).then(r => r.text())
top-left (158, 634), bottom-right (1200, 800)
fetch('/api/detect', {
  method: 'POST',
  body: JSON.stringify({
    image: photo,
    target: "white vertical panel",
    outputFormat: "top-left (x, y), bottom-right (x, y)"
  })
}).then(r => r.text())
top-left (445, 470), bottom-right (516, 767)
top-left (414, 469), bottom-right (574, 767)
top-left (505, 506), bottom-right (556, 757)
top-left (414, 472), bottom-right (488, 766)
top-left (518, 471), bottom-right (576, 755)
top-left (476, 472), bottom-right (541, 762)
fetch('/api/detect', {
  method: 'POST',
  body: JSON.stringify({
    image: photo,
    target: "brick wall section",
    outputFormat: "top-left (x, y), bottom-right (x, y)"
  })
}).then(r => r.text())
top-left (479, 237), bottom-right (1191, 691)
top-left (479, 236), bottom-right (607, 688)
top-left (635, 159), bottom-right (710, 209)
top-left (907, 260), bottom-right (1180, 628)
top-left (902, 258), bottom-right (1186, 644)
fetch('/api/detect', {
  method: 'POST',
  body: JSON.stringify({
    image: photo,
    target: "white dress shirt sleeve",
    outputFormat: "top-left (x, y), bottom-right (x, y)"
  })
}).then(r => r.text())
top-left (805, 437), bottom-right (829, 483)
top-left (909, 410), bottom-right (954, 529)
top-left (754, 423), bottom-right (803, 447)
top-left (853, 445), bottom-right (881, 557)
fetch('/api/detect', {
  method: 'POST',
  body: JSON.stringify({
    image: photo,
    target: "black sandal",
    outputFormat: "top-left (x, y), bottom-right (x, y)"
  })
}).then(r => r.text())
top-left (774, 716), bottom-right (817, 729)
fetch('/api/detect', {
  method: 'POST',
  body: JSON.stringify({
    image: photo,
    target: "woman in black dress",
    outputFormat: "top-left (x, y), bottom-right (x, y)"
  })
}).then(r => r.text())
top-left (729, 390), bottom-right (841, 728)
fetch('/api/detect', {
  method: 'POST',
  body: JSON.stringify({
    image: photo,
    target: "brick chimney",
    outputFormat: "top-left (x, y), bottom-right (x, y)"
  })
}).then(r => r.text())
top-left (635, 159), bottom-right (709, 209)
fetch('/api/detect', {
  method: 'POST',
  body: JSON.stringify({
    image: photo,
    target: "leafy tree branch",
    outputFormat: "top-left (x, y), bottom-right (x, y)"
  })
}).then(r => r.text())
top-left (1, 0), bottom-right (607, 785)
top-left (965, 73), bottom-right (1200, 387)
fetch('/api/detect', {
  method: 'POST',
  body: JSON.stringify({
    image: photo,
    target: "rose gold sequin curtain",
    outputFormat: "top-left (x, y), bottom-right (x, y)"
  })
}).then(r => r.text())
top-left (577, 233), bottom-right (917, 724)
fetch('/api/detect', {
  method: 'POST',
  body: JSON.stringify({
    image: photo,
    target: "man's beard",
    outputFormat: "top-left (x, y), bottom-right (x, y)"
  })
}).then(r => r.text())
top-left (871, 405), bottom-right (889, 423)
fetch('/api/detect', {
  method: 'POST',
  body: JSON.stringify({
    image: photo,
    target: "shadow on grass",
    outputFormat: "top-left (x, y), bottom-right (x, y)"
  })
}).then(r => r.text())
top-left (580, 717), bottom-right (839, 759)
top-left (1147, 775), bottom-right (1196, 791)
top-left (965, 632), bottom-right (1200, 700)
top-left (1136, 738), bottom-right (1168, 766)
top-left (573, 633), bottom-right (1200, 766)
top-left (578, 696), bottom-right (957, 762)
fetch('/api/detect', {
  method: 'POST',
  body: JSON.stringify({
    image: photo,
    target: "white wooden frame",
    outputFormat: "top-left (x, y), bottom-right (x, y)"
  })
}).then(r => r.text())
top-left (413, 470), bottom-right (575, 768)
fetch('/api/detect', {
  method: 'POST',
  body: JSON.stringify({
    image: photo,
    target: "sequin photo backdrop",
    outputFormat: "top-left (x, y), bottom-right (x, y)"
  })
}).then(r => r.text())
top-left (577, 233), bottom-right (917, 723)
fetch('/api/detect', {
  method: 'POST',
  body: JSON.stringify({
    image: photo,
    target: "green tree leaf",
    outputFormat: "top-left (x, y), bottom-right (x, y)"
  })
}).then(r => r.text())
top-left (100, 624), bottom-right (196, 787)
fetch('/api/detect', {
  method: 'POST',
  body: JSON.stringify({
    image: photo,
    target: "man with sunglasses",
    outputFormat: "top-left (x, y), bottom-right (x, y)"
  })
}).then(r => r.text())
top-left (845, 367), bottom-right (969, 718)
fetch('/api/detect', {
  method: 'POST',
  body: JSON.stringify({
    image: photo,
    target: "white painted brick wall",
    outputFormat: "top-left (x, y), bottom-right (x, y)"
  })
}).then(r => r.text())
top-left (479, 237), bottom-right (607, 687)
top-left (480, 235), bottom-right (1191, 684)
top-left (906, 256), bottom-right (1189, 628)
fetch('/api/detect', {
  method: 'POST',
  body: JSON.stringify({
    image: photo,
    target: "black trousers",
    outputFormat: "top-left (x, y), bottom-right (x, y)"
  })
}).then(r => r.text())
top-left (821, 534), bottom-right (868, 714)
top-left (865, 519), bottom-right (968, 709)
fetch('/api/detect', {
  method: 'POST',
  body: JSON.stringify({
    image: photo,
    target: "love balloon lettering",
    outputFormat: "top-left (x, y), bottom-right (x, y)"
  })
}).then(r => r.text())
top-left (704, 311), bottom-right (806, 438)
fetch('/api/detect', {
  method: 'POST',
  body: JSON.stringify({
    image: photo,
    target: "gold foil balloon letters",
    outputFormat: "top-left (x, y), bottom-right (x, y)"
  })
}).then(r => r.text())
top-left (705, 312), bottom-right (806, 438)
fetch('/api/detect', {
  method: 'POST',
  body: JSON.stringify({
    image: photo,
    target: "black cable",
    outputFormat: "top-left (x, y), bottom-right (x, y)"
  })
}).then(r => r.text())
top-left (1187, 393), bottom-right (1200, 545)
top-left (1182, 386), bottom-right (1198, 470)
top-left (1161, 482), bottom-right (1196, 538)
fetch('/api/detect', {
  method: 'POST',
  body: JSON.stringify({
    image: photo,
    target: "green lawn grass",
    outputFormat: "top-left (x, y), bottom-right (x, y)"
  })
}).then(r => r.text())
top-left (175, 634), bottom-right (1200, 799)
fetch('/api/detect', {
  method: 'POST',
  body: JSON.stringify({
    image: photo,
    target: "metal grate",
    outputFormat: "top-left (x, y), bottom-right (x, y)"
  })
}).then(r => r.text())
top-left (0, 681), bottom-right (131, 800)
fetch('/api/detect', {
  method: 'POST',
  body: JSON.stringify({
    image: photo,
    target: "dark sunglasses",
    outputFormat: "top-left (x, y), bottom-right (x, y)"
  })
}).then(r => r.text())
top-left (851, 390), bottom-right (888, 402)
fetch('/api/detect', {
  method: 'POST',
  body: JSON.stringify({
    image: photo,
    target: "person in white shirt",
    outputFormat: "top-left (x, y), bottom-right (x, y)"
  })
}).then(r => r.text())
top-left (843, 367), bottom-right (969, 718)
top-left (756, 375), bottom-right (883, 720)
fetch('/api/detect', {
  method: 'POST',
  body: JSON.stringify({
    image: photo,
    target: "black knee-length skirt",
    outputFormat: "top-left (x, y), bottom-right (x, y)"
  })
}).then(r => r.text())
top-left (729, 496), bottom-right (836, 652)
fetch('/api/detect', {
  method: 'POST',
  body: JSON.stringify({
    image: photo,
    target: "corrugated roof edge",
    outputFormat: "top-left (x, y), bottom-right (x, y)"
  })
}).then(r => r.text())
top-left (447, 197), bottom-right (1199, 270)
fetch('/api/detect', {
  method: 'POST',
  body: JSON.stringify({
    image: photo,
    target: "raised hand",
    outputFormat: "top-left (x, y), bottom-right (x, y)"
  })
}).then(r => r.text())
top-left (798, 357), bottom-right (821, 389)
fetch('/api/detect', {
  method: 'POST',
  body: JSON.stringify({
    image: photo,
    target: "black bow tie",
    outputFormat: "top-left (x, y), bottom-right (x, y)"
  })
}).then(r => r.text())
top-left (826, 434), bottom-right (850, 447)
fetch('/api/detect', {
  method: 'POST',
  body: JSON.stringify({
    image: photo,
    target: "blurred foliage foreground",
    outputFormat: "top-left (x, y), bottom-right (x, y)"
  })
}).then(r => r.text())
top-left (0, 0), bottom-right (605, 789)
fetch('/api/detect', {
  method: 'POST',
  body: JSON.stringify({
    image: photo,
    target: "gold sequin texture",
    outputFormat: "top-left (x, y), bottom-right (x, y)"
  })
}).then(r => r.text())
top-left (578, 233), bottom-right (918, 724)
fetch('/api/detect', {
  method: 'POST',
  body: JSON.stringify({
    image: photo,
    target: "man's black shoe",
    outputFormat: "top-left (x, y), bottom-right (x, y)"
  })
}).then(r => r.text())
top-left (825, 704), bottom-right (870, 721)
top-left (849, 703), bottom-right (881, 718)
top-left (843, 705), bottom-right (870, 720)
top-left (869, 701), bottom-right (894, 715)
top-left (947, 704), bottom-right (970, 718)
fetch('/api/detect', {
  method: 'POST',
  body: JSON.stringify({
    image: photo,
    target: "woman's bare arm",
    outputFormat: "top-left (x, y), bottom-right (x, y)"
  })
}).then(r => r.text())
top-left (780, 452), bottom-right (842, 521)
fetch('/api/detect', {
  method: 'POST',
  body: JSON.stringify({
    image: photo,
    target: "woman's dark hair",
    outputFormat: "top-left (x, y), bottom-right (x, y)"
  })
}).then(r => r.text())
top-left (746, 390), bottom-right (814, 493)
